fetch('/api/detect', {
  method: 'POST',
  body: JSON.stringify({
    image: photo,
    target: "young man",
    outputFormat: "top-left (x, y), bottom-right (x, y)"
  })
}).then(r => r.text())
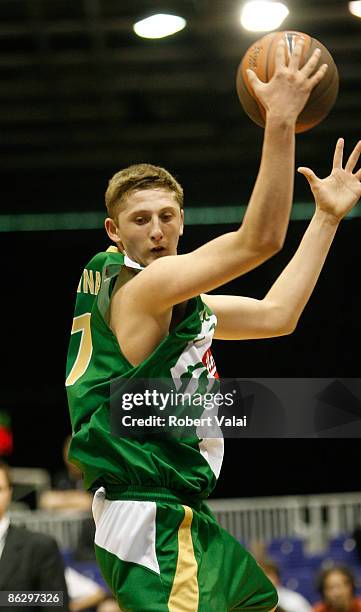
top-left (0, 462), bottom-right (69, 612)
top-left (66, 38), bottom-right (360, 611)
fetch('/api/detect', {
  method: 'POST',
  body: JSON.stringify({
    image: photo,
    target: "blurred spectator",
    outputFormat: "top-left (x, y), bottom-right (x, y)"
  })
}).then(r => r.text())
top-left (96, 598), bottom-right (121, 612)
top-left (65, 566), bottom-right (106, 611)
top-left (73, 516), bottom-right (96, 561)
top-left (40, 435), bottom-right (92, 512)
top-left (260, 557), bottom-right (312, 612)
top-left (314, 565), bottom-right (361, 611)
top-left (0, 460), bottom-right (69, 612)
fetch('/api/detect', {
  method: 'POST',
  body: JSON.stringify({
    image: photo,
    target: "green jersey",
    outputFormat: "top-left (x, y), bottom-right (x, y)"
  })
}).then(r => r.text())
top-left (66, 247), bottom-right (223, 502)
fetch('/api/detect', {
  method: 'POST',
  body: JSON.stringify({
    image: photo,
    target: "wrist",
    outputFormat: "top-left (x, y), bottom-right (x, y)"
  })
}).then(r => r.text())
top-left (314, 207), bottom-right (341, 226)
top-left (265, 111), bottom-right (297, 130)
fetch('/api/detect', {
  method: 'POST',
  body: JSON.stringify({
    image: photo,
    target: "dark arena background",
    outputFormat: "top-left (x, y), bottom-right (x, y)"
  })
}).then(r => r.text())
top-left (1, 1), bottom-right (361, 608)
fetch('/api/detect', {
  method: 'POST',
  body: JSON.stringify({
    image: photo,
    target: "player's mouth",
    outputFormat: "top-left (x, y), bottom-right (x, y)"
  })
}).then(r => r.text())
top-left (150, 246), bottom-right (166, 254)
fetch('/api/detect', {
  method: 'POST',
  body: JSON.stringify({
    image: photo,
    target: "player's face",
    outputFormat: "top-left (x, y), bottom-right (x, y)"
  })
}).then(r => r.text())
top-left (323, 571), bottom-right (353, 610)
top-left (0, 469), bottom-right (12, 519)
top-left (105, 188), bottom-right (184, 267)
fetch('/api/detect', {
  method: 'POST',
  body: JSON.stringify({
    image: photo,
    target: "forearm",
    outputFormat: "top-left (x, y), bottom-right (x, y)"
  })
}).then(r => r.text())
top-left (241, 113), bottom-right (296, 251)
top-left (264, 208), bottom-right (339, 330)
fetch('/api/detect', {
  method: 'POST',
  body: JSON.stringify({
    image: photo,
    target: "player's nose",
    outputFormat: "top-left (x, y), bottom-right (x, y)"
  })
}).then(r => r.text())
top-left (150, 218), bottom-right (163, 241)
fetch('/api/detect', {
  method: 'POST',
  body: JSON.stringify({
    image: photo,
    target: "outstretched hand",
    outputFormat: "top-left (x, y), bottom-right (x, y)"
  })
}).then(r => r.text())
top-left (298, 139), bottom-right (361, 221)
top-left (246, 38), bottom-right (328, 123)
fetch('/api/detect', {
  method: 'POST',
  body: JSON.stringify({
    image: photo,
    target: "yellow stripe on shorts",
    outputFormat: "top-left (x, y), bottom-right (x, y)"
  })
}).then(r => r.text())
top-left (168, 505), bottom-right (199, 612)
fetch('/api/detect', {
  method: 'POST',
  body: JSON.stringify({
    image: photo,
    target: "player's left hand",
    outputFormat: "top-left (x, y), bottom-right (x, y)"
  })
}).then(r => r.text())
top-left (298, 138), bottom-right (361, 221)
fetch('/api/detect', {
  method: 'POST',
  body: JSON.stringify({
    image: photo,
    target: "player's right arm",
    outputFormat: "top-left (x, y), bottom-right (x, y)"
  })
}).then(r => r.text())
top-left (118, 41), bottom-right (327, 313)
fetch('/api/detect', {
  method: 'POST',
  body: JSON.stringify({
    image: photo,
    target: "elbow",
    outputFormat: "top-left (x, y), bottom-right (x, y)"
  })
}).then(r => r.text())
top-left (280, 318), bottom-right (297, 336)
top-left (268, 305), bottom-right (298, 336)
top-left (259, 227), bottom-right (286, 256)
top-left (268, 220), bottom-right (289, 253)
top-left (267, 234), bottom-right (285, 255)
top-left (237, 227), bottom-right (284, 263)
top-left (258, 236), bottom-right (284, 261)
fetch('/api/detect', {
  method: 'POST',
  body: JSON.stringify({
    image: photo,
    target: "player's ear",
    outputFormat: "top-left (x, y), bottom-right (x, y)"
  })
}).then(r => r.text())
top-left (104, 217), bottom-right (124, 251)
top-left (179, 209), bottom-right (184, 236)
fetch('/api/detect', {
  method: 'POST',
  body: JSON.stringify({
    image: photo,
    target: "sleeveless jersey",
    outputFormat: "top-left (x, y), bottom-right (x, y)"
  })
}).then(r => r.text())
top-left (66, 247), bottom-right (224, 501)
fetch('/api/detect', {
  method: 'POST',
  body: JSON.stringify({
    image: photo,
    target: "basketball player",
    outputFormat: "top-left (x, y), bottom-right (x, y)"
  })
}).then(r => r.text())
top-left (66, 40), bottom-right (360, 610)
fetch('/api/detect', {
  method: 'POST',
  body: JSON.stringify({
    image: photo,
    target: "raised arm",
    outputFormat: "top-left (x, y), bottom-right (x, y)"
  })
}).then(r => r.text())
top-left (124, 39), bottom-right (327, 313)
top-left (203, 139), bottom-right (361, 340)
top-left (240, 38), bottom-right (327, 251)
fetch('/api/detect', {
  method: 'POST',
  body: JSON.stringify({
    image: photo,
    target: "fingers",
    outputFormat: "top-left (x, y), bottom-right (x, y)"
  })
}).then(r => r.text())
top-left (345, 140), bottom-right (361, 173)
top-left (300, 47), bottom-right (321, 77)
top-left (297, 167), bottom-right (318, 186)
top-left (307, 63), bottom-right (328, 89)
top-left (282, 40), bottom-right (328, 91)
top-left (274, 39), bottom-right (286, 70)
top-left (333, 138), bottom-right (344, 169)
top-left (246, 68), bottom-right (263, 92)
top-left (288, 38), bottom-right (305, 71)
top-left (356, 168), bottom-right (361, 180)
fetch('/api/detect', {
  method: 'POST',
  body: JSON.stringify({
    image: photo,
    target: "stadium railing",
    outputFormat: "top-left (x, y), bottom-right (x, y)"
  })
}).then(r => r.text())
top-left (8, 491), bottom-right (361, 553)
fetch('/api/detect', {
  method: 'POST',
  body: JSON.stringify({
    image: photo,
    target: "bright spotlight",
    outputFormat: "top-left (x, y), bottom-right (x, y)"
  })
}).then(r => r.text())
top-left (349, 1), bottom-right (361, 17)
top-left (133, 14), bottom-right (186, 39)
top-left (241, 1), bottom-right (289, 32)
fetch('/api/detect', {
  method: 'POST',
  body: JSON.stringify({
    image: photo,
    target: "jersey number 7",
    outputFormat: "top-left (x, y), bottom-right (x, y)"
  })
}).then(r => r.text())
top-left (66, 313), bottom-right (92, 386)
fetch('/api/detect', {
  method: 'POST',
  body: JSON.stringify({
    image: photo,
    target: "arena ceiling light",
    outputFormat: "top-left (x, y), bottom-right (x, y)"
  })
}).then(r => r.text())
top-left (240, 1), bottom-right (289, 32)
top-left (133, 14), bottom-right (186, 39)
top-left (349, 1), bottom-right (361, 17)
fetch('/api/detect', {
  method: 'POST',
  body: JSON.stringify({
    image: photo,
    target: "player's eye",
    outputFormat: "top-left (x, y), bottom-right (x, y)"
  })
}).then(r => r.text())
top-left (161, 213), bottom-right (173, 221)
top-left (134, 217), bottom-right (147, 225)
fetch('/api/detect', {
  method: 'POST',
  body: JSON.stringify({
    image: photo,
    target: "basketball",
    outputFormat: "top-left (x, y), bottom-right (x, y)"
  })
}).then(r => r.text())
top-left (236, 31), bottom-right (339, 133)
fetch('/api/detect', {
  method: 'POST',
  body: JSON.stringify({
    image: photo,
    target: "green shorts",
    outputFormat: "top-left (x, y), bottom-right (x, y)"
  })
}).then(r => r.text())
top-left (92, 487), bottom-right (277, 612)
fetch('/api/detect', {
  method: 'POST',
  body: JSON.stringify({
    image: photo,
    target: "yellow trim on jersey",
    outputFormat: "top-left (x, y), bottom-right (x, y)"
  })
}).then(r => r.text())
top-left (168, 505), bottom-right (199, 612)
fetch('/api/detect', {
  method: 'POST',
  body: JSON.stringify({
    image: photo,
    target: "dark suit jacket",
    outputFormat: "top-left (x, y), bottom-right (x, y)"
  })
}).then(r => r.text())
top-left (0, 524), bottom-right (69, 612)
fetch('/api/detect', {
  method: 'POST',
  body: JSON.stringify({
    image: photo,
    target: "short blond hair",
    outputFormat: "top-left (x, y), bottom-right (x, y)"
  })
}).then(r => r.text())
top-left (105, 163), bottom-right (184, 218)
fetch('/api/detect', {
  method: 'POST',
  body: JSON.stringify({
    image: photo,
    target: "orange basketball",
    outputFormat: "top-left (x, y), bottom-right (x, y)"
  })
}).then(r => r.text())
top-left (236, 31), bottom-right (339, 133)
